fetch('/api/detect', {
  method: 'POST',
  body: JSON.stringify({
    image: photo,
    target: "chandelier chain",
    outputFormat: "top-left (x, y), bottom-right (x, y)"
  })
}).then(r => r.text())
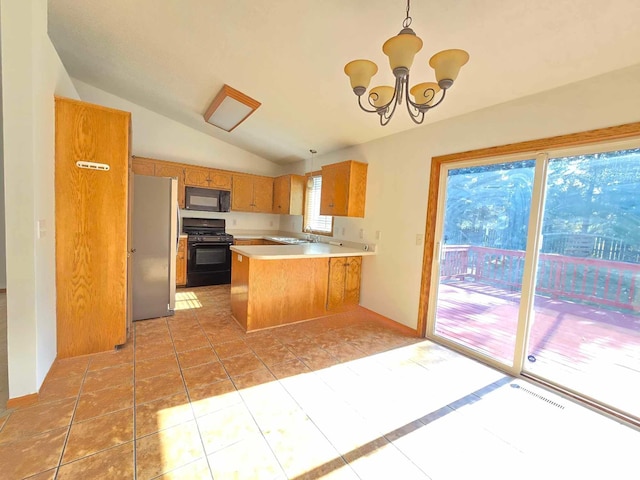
top-left (403, 0), bottom-right (412, 28)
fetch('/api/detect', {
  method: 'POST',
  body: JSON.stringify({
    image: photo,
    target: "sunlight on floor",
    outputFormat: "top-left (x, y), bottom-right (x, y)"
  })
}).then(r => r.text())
top-left (174, 291), bottom-right (203, 310)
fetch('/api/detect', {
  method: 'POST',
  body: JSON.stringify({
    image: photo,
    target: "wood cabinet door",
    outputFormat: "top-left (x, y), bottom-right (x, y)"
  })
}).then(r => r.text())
top-left (209, 169), bottom-right (232, 189)
top-left (320, 163), bottom-right (349, 216)
top-left (231, 174), bottom-right (254, 211)
top-left (289, 175), bottom-right (306, 216)
top-left (132, 157), bottom-right (155, 175)
top-left (272, 175), bottom-right (289, 214)
top-left (344, 256), bottom-right (362, 306)
top-left (184, 166), bottom-right (210, 187)
top-left (176, 237), bottom-right (187, 286)
top-left (55, 98), bottom-right (129, 358)
top-left (154, 162), bottom-right (186, 208)
top-left (327, 257), bottom-right (347, 310)
top-left (253, 176), bottom-right (274, 213)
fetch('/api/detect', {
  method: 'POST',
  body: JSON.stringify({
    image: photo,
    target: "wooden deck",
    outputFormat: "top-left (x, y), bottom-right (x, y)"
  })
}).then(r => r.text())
top-left (435, 280), bottom-right (640, 418)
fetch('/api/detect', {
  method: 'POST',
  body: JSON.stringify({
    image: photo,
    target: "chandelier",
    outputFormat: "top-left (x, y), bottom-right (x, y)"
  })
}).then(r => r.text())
top-left (344, 0), bottom-right (469, 126)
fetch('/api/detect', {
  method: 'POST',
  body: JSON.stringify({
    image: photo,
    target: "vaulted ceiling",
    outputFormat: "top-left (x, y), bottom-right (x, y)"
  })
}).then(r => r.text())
top-left (48, 0), bottom-right (640, 164)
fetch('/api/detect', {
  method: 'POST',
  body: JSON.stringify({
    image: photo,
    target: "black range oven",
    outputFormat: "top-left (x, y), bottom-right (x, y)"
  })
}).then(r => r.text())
top-left (183, 218), bottom-right (234, 287)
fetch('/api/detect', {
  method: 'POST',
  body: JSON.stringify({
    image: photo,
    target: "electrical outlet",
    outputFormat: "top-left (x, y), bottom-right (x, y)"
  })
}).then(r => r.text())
top-left (375, 230), bottom-right (381, 240)
top-left (232, 219), bottom-right (237, 226)
top-left (341, 227), bottom-right (346, 236)
top-left (359, 228), bottom-right (364, 239)
top-left (269, 220), bottom-right (274, 227)
top-left (416, 234), bottom-right (424, 246)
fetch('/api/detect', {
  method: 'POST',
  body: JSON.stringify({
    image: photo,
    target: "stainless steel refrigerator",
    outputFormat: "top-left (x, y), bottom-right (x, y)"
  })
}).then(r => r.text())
top-left (132, 174), bottom-right (178, 321)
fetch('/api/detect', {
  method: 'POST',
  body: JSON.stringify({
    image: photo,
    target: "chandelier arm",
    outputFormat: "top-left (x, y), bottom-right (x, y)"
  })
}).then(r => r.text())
top-left (425, 87), bottom-right (448, 109)
top-left (379, 76), bottom-right (403, 123)
top-left (357, 94), bottom-right (380, 114)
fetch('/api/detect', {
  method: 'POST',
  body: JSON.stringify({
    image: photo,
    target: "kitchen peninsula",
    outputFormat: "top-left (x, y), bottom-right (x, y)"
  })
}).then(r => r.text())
top-left (230, 243), bottom-right (376, 331)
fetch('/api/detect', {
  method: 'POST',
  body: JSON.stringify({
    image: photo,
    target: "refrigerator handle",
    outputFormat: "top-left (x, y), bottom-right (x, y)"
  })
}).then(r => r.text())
top-left (176, 202), bottom-right (181, 251)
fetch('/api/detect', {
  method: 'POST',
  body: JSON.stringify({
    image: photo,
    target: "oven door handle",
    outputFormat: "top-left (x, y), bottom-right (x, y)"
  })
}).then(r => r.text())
top-left (189, 243), bottom-right (231, 247)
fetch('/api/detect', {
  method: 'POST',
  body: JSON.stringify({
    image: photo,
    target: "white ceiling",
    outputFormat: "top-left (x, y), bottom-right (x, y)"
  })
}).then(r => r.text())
top-left (48, 0), bottom-right (640, 165)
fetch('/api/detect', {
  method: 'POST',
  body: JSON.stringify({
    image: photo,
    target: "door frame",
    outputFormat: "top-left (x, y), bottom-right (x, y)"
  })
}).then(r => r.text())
top-left (418, 121), bottom-right (640, 340)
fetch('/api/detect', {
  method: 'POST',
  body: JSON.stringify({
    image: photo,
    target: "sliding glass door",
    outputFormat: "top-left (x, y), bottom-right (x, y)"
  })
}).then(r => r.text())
top-left (431, 159), bottom-right (536, 367)
top-left (524, 147), bottom-right (640, 419)
top-left (428, 144), bottom-right (640, 421)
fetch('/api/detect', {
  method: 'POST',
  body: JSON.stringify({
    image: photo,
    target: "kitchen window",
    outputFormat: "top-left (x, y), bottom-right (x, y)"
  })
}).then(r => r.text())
top-left (303, 174), bottom-right (333, 235)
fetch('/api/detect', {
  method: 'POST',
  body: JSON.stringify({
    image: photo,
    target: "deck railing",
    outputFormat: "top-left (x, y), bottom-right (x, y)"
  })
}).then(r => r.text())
top-left (441, 245), bottom-right (640, 311)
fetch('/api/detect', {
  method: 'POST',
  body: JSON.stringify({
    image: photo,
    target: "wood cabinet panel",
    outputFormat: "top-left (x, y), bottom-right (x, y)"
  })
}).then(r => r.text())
top-left (176, 237), bottom-right (187, 286)
top-left (253, 176), bottom-right (274, 213)
top-left (327, 256), bottom-right (362, 311)
top-left (209, 170), bottom-right (232, 189)
top-left (154, 162), bottom-right (185, 208)
top-left (320, 160), bottom-right (368, 217)
top-left (273, 174), bottom-right (305, 215)
top-left (184, 166), bottom-right (210, 187)
top-left (55, 97), bottom-right (130, 358)
top-left (132, 157), bottom-right (155, 175)
top-left (231, 174), bottom-right (273, 212)
top-left (231, 174), bottom-right (254, 211)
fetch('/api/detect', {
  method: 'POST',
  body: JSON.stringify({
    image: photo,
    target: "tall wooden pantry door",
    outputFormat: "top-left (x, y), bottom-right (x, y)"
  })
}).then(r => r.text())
top-left (55, 97), bottom-right (131, 358)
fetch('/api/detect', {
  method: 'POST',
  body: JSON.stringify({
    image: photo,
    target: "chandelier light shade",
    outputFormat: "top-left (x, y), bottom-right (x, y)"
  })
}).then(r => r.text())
top-left (344, 0), bottom-right (469, 126)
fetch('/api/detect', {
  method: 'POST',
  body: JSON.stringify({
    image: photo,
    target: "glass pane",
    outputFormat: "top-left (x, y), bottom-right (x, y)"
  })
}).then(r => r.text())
top-left (434, 160), bottom-right (535, 365)
top-left (525, 148), bottom-right (640, 419)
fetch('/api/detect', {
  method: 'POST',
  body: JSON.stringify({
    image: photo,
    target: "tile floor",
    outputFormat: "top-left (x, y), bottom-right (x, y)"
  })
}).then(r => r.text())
top-left (0, 285), bottom-right (639, 479)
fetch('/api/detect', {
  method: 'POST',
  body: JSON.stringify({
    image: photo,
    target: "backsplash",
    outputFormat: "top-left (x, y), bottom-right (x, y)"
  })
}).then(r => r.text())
top-left (179, 209), bottom-right (281, 233)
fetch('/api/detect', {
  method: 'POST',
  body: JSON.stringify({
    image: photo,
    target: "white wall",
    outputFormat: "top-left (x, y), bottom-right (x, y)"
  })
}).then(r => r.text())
top-left (73, 80), bottom-right (282, 177)
top-left (285, 64), bottom-right (640, 330)
top-left (1, 0), bottom-right (79, 398)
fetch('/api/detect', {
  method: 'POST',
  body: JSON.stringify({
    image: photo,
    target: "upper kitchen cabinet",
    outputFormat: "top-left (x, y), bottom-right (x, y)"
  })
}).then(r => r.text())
top-left (273, 174), bottom-right (305, 215)
top-left (55, 97), bottom-right (130, 358)
top-left (232, 174), bottom-right (274, 213)
top-left (150, 160), bottom-right (186, 208)
top-left (185, 165), bottom-right (232, 190)
top-left (132, 157), bottom-right (155, 175)
top-left (320, 160), bottom-right (368, 217)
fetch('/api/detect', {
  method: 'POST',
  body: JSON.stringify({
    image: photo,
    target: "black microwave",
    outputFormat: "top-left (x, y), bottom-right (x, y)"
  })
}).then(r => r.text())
top-left (185, 186), bottom-right (231, 212)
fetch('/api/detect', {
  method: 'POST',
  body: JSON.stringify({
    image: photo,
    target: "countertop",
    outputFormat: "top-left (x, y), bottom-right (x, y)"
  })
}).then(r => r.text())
top-left (230, 243), bottom-right (376, 260)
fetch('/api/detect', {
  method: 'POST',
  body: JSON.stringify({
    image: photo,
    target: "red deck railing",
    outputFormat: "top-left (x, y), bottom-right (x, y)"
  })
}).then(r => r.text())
top-left (441, 245), bottom-right (640, 311)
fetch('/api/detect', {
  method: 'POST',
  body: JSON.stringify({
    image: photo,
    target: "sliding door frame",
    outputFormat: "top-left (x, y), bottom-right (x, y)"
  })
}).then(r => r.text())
top-left (418, 121), bottom-right (640, 339)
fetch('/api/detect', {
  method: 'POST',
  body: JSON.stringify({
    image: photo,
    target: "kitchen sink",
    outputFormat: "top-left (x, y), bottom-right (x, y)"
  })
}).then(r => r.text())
top-left (269, 236), bottom-right (310, 244)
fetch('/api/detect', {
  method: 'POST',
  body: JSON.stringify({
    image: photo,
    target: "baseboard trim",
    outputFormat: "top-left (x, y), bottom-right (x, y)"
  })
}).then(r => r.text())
top-left (6, 392), bottom-right (39, 409)
top-left (359, 306), bottom-right (420, 337)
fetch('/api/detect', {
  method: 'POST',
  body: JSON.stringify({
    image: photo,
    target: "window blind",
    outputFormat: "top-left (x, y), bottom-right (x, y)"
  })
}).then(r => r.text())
top-left (304, 175), bottom-right (332, 233)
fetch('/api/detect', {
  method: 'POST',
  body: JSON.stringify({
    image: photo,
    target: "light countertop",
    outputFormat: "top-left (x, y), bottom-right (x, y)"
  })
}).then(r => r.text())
top-left (230, 243), bottom-right (375, 260)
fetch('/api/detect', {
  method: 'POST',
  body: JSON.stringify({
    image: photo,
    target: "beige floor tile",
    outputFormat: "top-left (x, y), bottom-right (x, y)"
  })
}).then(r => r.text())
top-left (221, 352), bottom-right (265, 377)
top-left (255, 344), bottom-right (297, 366)
top-left (0, 426), bottom-right (67, 479)
top-left (177, 346), bottom-right (217, 369)
top-left (62, 408), bottom-right (133, 463)
top-left (172, 334), bottom-right (210, 352)
top-left (38, 374), bottom-right (84, 403)
top-left (57, 441), bottom-right (134, 479)
top-left (182, 362), bottom-right (228, 390)
top-left (0, 397), bottom-right (75, 443)
top-left (135, 354), bottom-right (180, 380)
top-left (136, 370), bottom-right (185, 405)
top-left (135, 340), bottom-right (175, 361)
top-left (87, 348), bottom-right (134, 372)
top-left (154, 457), bottom-right (212, 479)
top-left (244, 333), bottom-right (283, 351)
top-left (136, 421), bottom-right (204, 480)
top-left (268, 359), bottom-right (312, 379)
top-left (136, 392), bottom-right (193, 438)
top-left (232, 366), bottom-right (276, 390)
top-left (207, 434), bottom-right (285, 480)
top-left (74, 383), bottom-right (133, 422)
top-left (213, 339), bottom-right (253, 359)
top-left (46, 356), bottom-right (90, 380)
top-left (196, 403), bottom-right (260, 454)
top-left (82, 363), bottom-right (133, 393)
top-left (188, 379), bottom-right (242, 418)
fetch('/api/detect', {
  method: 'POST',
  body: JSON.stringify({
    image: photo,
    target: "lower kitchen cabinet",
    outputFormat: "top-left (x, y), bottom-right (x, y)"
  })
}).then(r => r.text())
top-left (176, 237), bottom-right (187, 286)
top-left (327, 256), bottom-right (362, 311)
